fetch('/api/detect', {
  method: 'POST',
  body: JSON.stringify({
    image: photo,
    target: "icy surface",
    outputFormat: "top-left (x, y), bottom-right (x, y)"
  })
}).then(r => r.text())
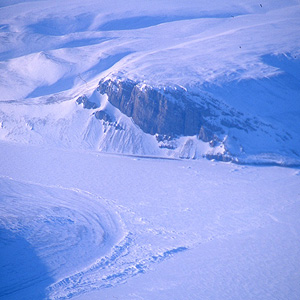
top-left (0, 142), bottom-right (300, 299)
top-left (1, 0), bottom-right (300, 299)
top-left (0, 177), bottom-right (123, 299)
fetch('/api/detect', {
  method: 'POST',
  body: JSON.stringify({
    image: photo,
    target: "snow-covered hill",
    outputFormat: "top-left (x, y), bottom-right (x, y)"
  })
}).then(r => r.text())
top-left (1, 1), bottom-right (300, 300)
top-left (0, 0), bottom-right (300, 164)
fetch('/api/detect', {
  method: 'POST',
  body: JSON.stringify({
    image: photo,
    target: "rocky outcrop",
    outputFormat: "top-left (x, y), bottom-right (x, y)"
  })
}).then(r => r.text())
top-left (97, 79), bottom-right (226, 141)
top-left (94, 110), bottom-right (113, 122)
top-left (198, 126), bottom-right (214, 142)
top-left (76, 95), bottom-right (99, 109)
top-left (94, 109), bottom-right (124, 131)
top-left (97, 79), bottom-right (265, 146)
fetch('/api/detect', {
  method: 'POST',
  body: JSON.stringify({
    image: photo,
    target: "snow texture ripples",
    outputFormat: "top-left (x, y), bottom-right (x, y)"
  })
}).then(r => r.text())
top-left (0, 176), bottom-right (189, 299)
top-left (0, 177), bottom-right (124, 299)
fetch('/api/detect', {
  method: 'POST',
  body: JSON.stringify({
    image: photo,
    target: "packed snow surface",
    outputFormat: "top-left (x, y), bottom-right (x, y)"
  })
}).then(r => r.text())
top-left (0, 142), bottom-right (300, 299)
top-left (1, 0), bottom-right (300, 299)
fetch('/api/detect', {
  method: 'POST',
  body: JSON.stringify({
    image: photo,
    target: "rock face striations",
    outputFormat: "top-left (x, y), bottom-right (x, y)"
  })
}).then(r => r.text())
top-left (94, 78), bottom-right (299, 165)
top-left (97, 78), bottom-right (261, 143)
top-left (97, 79), bottom-right (223, 141)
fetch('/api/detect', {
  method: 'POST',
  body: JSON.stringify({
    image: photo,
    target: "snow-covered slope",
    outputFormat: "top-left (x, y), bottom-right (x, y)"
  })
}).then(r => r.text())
top-left (1, 0), bottom-right (300, 164)
top-left (1, 2), bottom-right (300, 299)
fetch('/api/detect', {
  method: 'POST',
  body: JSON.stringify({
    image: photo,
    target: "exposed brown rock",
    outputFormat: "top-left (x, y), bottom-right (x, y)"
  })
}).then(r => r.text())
top-left (76, 95), bottom-right (99, 109)
top-left (98, 79), bottom-right (215, 138)
top-left (97, 79), bottom-right (259, 144)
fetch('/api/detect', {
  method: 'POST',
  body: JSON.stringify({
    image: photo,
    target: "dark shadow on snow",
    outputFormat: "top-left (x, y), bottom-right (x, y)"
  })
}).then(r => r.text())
top-left (262, 53), bottom-right (300, 82)
top-left (28, 13), bottom-right (93, 36)
top-left (26, 51), bottom-right (132, 98)
top-left (0, 228), bottom-right (54, 299)
top-left (97, 13), bottom-right (245, 31)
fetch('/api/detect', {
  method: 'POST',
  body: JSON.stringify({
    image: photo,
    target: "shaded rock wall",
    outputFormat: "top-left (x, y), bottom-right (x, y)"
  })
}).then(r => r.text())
top-left (76, 95), bottom-right (99, 109)
top-left (98, 79), bottom-right (217, 139)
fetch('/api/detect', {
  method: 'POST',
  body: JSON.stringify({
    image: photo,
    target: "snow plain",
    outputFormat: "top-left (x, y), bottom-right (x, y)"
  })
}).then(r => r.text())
top-left (0, 0), bottom-right (300, 299)
top-left (1, 142), bottom-right (300, 300)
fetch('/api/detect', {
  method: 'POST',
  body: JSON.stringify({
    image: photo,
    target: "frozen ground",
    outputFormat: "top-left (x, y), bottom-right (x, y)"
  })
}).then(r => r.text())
top-left (1, 0), bottom-right (300, 299)
top-left (0, 142), bottom-right (300, 299)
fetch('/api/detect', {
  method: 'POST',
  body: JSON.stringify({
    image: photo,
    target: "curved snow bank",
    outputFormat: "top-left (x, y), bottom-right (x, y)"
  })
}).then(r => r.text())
top-left (0, 142), bottom-right (300, 300)
top-left (0, 173), bottom-right (189, 299)
top-left (0, 177), bottom-right (124, 299)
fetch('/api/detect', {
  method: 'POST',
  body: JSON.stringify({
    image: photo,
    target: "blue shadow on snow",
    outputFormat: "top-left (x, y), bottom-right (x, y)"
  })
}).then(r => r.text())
top-left (0, 228), bottom-right (54, 300)
top-left (26, 51), bottom-right (132, 98)
top-left (97, 13), bottom-right (244, 31)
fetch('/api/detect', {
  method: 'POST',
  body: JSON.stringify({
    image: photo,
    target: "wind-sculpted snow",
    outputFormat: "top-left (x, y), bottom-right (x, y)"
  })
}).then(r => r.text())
top-left (0, 143), bottom-right (299, 299)
top-left (48, 234), bottom-right (188, 299)
top-left (0, 176), bottom-right (191, 299)
top-left (0, 177), bottom-right (124, 299)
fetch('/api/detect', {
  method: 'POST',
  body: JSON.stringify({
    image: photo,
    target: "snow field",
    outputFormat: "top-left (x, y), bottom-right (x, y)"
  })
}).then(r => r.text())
top-left (0, 142), bottom-right (299, 299)
top-left (0, 0), bottom-right (300, 299)
top-left (0, 176), bottom-right (125, 299)
top-left (1, 0), bottom-right (300, 99)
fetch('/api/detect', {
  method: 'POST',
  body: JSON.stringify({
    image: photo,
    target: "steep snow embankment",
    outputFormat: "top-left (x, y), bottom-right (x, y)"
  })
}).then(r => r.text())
top-left (0, 88), bottom-right (225, 160)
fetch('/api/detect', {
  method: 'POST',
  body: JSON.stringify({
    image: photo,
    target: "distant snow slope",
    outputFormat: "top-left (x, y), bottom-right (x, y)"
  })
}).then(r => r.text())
top-left (0, 0), bottom-right (300, 163)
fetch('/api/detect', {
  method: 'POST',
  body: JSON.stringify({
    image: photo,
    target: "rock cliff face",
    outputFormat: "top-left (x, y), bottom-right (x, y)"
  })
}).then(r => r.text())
top-left (97, 78), bottom-right (261, 144)
top-left (76, 95), bottom-right (99, 109)
top-left (97, 79), bottom-right (224, 141)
